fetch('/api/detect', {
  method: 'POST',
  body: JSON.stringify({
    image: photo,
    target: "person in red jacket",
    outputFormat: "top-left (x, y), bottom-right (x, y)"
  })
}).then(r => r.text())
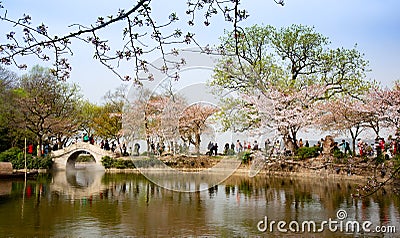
top-left (28, 144), bottom-right (33, 154)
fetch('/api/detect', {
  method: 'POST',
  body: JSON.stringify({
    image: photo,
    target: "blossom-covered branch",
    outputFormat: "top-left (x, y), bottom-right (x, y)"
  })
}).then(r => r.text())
top-left (0, 0), bottom-right (284, 81)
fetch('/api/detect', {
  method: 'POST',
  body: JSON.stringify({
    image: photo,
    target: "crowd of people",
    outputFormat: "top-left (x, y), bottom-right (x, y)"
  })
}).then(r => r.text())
top-left (70, 133), bottom-right (131, 156)
top-left (31, 130), bottom-right (400, 161)
top-left (355, 136), bottom-right (399, 159)
top-left (204, 135), bottom-right (400, 160)
top-left (98, 139), bottom-right (131, 156)
top-left (263, 135), bottom-right (400, 159)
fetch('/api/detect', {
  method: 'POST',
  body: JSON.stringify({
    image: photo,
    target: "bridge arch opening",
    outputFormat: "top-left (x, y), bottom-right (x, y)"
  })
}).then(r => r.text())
top-left (66, 150), bottom-right (102, 170)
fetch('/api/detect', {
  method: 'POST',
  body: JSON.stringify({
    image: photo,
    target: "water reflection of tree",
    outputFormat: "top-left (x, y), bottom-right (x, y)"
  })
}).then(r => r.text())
top-left (223, 175), bottom-right (391, 219)
top-left (372, 189), bottom-right (400, 226)
top-left (99, 173), bottom-right (209, 236)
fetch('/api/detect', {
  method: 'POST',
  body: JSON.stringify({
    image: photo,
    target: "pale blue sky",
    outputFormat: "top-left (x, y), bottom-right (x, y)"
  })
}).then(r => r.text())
top-left (1, 0), bottom-right (400, 102)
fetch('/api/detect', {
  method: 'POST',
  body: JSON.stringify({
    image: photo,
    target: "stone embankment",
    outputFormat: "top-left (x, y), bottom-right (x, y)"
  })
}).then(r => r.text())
top-left (240, 156), bottom-right (391, 181)
top-left (109, 154), bottom-right (393, 182)
top-left (0, 162), bottom-right (12, 175)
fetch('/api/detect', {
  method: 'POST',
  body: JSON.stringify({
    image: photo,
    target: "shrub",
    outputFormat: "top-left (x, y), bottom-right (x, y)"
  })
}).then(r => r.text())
top-left (393, 154), bottom-right (400, 173)
top-left (101, 156), bottom-right (136, 169)
top-left (123, 160), bottom-right (135, 168)
top-left (101, 156), bottom-right (113, 169)
top-left (113, 159), bottom-right (126, 169)
top-left (374, 154), bottom-right (385, 165)
top-left (393, 154), bottom-right (400, 163)
top-left (76, 154), bottom-right (95, 162)
top-left (0, 147), bottom-right (22, 163)
top-left (333, 149), bottom-right (345, 159)
top-left (240, 151), bottom-right (252, 164)
top-left (295, 147), bottom-right (320, 160)
top-left (33, 156), bottom-right (53, 169)
top-left (226, 149), bottom-right (235, 155)
top-left (0, 147), bottom-right (52, 169)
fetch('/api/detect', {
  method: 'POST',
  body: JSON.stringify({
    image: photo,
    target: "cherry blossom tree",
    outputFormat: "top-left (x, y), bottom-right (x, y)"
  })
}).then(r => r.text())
top-left (316, 96), bottom-right (369, 155)
top-left (246, 84), bottom-right (326, 151)
top-left (123, 87), bottom-right (187, 152)
top-left (123, 88), bottom-right (152, 149)
top-left (178, 103), bottom-right (218, 154)
top-left (357, 83), bottom-right (400, 139)
top-left (160, 95), bottom-right (187, 153)
top-left (358, 86), bottom-right (388, 138)
top-left (348, 82), bottom-right (400, 198)
top-left (143, 94), bottom-right (168, 150)
top-left (377, 82), bottom-right (400, 133)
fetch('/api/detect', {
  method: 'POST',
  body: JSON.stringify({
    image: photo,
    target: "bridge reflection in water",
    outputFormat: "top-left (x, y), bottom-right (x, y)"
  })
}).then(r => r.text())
top-left (50, 168), bottom-right (107, 200)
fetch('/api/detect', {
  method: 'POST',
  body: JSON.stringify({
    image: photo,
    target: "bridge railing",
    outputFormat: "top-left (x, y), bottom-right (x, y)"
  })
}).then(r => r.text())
top-left (51, 142), bottom-right (114, 158)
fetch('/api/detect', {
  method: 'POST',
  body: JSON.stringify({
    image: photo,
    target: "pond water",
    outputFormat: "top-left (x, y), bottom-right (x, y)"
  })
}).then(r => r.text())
top-left (0, 170), bottom-right (399, 237)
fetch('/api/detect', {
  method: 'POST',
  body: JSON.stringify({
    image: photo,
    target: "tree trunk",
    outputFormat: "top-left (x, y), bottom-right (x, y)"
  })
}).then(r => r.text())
top-left (350, 130), bottom-right (356, 156)
top-left (290, 128), bottom-right (299, 151)
top-left (370, 121), bottom-right (379, 139)
top-left (194, 133), bottom-right (201, 154)
top-left (283, 136), bottom-right (295, 153)
top-left (118, 138), bottom-right (124, 154)
top-left (146, 136), bottom-right (151, 153)
top-left (37, 137), bottom-right (42, 157)
top-left (349, 125), bottom-right (362, 156)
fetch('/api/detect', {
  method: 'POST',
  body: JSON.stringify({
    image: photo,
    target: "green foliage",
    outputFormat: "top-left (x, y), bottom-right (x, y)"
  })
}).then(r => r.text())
top-left (0, 67), bottom-right (37, 151)
top-left (93, 86), bottom-right (126, 142)
top-left (212, 97), bottom-right (260, 132)
top-left (75, 154), bottom-right (95, 162)
top-left (0, 147), bottom-right (52, 169)
top-left (374, 154), bottom-right (385, 165)
top-left (332, 149), bottom-right (344, 159)
top-left (0, 147), bottom-right (21, 163)
top-left (101, 156), bottom-right (114, 169)
top-left (394, 154), bottom-right (400, 161)
top-left (226, 149), bottom-right (235, 156)
top-left (295, 147), bottom-right (320, 160)
top-left (101, 156), bottom-right (136, 169)
top-left (393, 154), bottom-right (400, 170)
top-left (240, 151), bottom-right (252, 164)
top-left (114, 159), bottom-right (135, 169)
top-left (28, 156), bottom-right (53, 170)
top-left (78, 100), bottom-right (102, 135)
top-left (92, 102), bottom-right (122, 141)
top-left (332, 149), bottom-right (349, 164)
top-left (212, 24), bottom-right (335, 93)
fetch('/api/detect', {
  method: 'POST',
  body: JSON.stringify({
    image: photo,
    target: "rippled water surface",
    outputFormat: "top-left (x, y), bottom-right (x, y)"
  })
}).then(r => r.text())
top-left (0, 170), bottom-right (399, 237)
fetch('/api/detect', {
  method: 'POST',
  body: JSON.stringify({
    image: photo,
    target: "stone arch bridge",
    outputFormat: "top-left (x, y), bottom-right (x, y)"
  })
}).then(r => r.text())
top-left (51, 142), bottom-right (114, 170)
